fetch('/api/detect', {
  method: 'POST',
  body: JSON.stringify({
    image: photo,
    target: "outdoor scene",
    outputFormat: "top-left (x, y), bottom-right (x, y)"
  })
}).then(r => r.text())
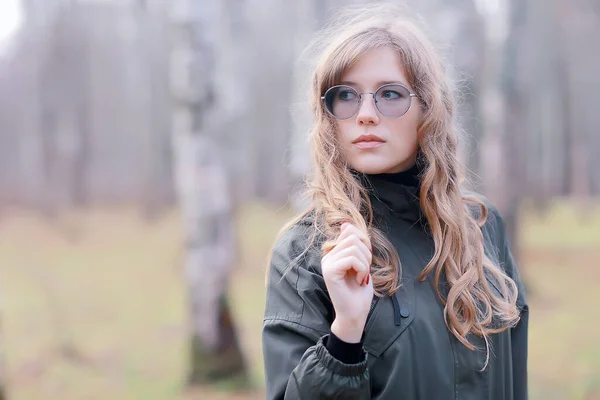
top-left (0, 0), bottom-right (599, 399)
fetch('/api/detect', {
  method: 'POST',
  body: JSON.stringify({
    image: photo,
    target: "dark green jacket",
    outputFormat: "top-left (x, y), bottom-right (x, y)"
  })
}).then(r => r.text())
top-left (262, 173), bottom-right (529, 399)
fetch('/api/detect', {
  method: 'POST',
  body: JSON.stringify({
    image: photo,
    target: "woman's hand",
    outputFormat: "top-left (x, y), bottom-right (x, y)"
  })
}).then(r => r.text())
top-left (321, 222), bottom-right (373, 343)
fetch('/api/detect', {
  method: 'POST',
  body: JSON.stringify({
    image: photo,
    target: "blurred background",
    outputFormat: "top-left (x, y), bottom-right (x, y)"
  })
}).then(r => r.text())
top-left (0, 0), bottom-right (598, 399)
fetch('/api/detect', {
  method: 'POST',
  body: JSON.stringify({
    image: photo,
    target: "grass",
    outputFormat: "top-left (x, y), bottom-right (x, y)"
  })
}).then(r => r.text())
top-left (0, 200), bottom-right (598, 399)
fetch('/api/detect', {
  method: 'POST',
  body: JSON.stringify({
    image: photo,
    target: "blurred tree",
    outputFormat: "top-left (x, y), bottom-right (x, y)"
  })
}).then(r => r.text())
top-left (497, 0), bottom-right (600, 251)
top-left (169, 0), bottom-right (248, 388)
top-left (137, 2), bottom-right (174, 219)
top-left (37, 8), bottom-right (90, 219)
top-left (556, 0), bottom-right (600, 202)
top-left (501, 0), bottom-right (528, 258)
top-left (244, 0), bottom-right (297, 203)
top-left (211, 0), bottom-right (252, 204)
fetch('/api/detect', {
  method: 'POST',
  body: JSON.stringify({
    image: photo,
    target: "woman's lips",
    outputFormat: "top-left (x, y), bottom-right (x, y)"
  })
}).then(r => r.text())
top-left (354, 141), bottom-right (384, 149)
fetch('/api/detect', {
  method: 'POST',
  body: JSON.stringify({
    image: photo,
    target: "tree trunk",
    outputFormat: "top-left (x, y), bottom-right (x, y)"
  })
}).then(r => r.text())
top-left (501, 0), bottom-right (529, 263)
top-left (169, 0), bottom-right (248, 388)
top-left (188, 295), bottom-right (247, 384)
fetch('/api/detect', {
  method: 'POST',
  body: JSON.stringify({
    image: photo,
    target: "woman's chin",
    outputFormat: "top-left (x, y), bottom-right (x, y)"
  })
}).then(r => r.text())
top-left (348, 162), bottom-right (390, 175)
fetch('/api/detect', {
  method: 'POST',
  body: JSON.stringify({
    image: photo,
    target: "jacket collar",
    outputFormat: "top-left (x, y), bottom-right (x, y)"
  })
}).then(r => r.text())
top-left (352, 163), bottom-right (424, 224)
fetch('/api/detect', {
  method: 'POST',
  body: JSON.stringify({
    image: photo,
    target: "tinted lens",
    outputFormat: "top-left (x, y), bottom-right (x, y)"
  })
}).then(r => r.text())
top-left (374, 84), bottom-right (412, 118)
top-left (323, 86), bottom-right (360, 119)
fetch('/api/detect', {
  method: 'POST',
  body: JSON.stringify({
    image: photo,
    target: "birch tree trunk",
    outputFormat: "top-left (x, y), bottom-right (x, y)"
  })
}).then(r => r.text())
top-left (169, 0), bottom-right (247, 386)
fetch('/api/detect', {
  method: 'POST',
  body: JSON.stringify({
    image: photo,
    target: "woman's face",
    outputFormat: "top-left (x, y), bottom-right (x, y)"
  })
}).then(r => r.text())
top-left (333, 46), bottom-right (421, 174)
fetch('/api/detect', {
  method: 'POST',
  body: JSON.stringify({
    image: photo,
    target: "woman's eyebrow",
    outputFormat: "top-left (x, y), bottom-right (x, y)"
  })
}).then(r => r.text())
top-left (339, 80), bottom-right (410, 88)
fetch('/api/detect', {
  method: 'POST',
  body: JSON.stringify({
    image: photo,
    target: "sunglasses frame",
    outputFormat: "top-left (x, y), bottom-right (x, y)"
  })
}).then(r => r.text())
top-left (321, 83), bottom-right (418, 120)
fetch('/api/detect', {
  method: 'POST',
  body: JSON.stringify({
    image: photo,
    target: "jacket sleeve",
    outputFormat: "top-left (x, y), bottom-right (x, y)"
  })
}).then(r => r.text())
top-left (262, 223), bottom-right (370, 400)
top-left (496, 212), bottom-right (529, 400)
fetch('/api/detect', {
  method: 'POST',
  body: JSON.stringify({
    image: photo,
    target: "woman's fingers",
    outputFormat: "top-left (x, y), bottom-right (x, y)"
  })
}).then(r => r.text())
top-left (329, 233), bottom-right (372, 263)
top-left (331, 245), bottom-right (370, 276)
top-left (338, 223), bottom-right (371, 249)
top-left (321, 222), bottom-right (373, 286)
top-left (334, 255), bottom-right (369, 285)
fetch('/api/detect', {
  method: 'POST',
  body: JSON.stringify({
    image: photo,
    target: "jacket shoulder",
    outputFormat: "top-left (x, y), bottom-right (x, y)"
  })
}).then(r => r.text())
top-left (265, 213), bottom-right (331, 326)
top-left (269, 213), bottom-right (322, 276)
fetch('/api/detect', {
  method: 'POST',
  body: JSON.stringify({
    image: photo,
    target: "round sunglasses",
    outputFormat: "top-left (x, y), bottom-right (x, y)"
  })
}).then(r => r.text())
top-left (321, 83), bottom-right (418, 120)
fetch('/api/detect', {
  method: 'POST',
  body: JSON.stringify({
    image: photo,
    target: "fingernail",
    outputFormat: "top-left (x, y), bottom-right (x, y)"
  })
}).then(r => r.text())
top-left (366, 275), bottom-right (370, 285)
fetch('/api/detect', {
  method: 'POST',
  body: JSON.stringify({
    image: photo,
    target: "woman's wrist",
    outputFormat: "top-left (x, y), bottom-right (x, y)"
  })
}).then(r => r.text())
top-left (331, 317), bottom-right (365, 343)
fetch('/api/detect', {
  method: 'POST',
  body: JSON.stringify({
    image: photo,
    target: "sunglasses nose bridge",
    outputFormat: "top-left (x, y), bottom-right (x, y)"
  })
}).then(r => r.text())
top-left (358, 91), bottom-right (376, 98)
top-left (357, 92), bottom-right (378, 110)
top-left (354, 92), bottom-right (380, 118)
top-left (356, 92), bottom-right (376, 104)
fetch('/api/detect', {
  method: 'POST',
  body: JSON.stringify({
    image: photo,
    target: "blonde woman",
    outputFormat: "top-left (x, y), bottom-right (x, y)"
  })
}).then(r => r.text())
top-left (262, 5), bottom-right (528, 399)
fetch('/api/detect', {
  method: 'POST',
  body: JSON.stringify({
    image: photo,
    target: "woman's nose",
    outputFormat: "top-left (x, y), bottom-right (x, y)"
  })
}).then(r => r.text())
top-left (356, 94), bottom-right (379, 125)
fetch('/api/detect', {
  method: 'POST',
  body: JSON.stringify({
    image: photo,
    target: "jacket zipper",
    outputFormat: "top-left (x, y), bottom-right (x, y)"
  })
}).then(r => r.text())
top-left (391, 294), bottom-right (402, 326)
top-left (365, 296), bottom-right (380, 326)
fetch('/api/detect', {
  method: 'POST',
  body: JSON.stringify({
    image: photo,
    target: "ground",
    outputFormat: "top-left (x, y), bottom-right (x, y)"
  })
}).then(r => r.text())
top-left (0, 200), bottom-right (598, 399)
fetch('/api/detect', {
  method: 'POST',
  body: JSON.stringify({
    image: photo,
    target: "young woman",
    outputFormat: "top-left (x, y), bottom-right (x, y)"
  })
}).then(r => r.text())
top-left (262, 5), bottom-right (528, 399)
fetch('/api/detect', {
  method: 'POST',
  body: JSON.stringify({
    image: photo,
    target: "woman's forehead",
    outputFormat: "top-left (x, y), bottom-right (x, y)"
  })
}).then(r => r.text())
top-left (337, 47), bottom-right (409, 90)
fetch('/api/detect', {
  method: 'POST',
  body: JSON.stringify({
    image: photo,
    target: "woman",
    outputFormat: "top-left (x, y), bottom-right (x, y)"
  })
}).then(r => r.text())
top-left (262, 5), bottom-right (528, 399)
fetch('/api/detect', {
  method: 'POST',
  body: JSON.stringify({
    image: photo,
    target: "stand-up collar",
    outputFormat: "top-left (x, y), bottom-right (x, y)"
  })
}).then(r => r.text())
top-left (351, 163), bottom-right (424, 224)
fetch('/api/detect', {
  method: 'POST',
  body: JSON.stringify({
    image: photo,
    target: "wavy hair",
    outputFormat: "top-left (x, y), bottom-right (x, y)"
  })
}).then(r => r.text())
top-left (269, 3), bottom-right (520, 363)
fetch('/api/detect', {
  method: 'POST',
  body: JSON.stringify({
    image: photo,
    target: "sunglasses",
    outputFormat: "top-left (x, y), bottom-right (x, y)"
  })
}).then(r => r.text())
top-left (321, 83), bottom-right (418, 120)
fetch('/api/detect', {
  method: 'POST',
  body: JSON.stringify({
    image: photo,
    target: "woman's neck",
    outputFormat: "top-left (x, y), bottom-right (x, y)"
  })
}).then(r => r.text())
top-left (365, 162), bottom-right (421, 188)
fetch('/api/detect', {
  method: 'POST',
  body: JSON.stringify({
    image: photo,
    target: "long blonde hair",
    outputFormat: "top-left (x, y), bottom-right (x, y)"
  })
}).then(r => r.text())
top-left (271, 4), bottom-right (520, 357)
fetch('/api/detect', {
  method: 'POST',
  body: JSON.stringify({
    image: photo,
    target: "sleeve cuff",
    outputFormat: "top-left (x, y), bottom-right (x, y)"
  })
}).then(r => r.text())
top-left (325, 331), bottom-right (366, 364)
top-left (315, 335), bottom-right (368, 377)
